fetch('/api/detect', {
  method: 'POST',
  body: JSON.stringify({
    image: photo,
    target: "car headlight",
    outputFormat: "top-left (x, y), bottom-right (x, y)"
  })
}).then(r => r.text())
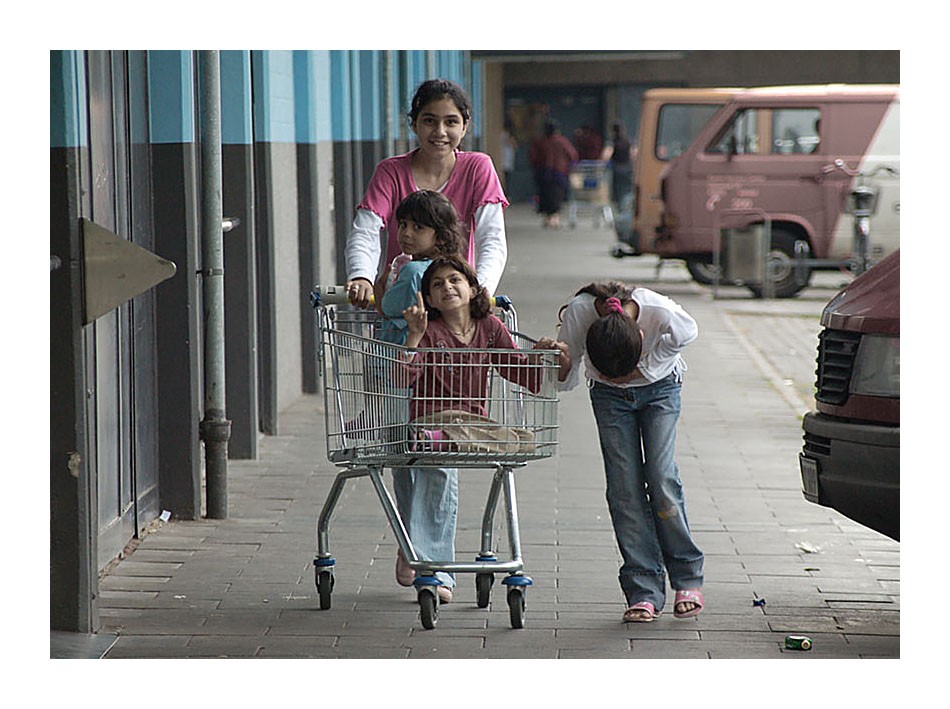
top-left (850, 335), bottom-right (899, 397)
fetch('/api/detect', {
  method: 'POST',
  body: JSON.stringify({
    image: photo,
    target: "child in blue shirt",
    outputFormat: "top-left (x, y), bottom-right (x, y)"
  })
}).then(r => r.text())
top-left (369, 189), bottom-right (464, 601)
top-left (375, 190), bottom-right (463, 344)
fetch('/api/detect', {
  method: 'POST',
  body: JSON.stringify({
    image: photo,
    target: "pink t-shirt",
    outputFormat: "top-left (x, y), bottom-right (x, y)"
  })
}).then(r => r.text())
top-left (357, 149), bottom-right (509, 265)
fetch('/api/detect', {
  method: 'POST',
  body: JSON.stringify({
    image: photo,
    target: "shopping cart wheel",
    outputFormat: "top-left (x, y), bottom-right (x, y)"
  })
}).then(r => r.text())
top-left (316, 569), bottom-right (334, 610)
top-left (507, 587), bottom-right (526, 629)
top-left (418, 588), bottom-right (439, 630)
top-left (475, 573), bottom-right (494, 608)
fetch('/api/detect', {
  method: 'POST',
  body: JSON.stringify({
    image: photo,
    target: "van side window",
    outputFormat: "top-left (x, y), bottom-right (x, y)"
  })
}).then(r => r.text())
top-left (772, 108), bottom-right (821, 154)
top-left (656, 103), bottom-right (724, 160)
top-left (707, 109), bottom-right (760, 155)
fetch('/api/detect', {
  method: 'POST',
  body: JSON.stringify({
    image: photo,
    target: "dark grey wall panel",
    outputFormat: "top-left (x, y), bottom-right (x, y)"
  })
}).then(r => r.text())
top-left (253, 142), bottom-right (278, 435)
top-left (50, 145), bottom-right (97, 633)
top-left (223, 143), bottom-right (259, 458)
top-left (151, 142), bottom-right (202, 519)
top-left (297, 143), bottom-right (320, 394)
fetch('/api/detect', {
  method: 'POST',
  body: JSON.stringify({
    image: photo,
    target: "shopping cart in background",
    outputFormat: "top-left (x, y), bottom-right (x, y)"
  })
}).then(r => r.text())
top-left (309, 286), bottom-right (560, 629)
top-left (568, 159), bottom-right (614, 229)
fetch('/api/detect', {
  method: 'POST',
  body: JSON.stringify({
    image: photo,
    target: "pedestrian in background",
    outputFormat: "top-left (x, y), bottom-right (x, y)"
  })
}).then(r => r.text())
top-left (528, 118), bottom-right (578, 229)
top-left (344, 78), bottom-right (510, 603)
top-left (500, 116), bottom-right (517, 190)
top-left (573, 123), bottom-right (603, 161)
top-left (537, 280), bottom-right (705, 623)
top-left (606, 121), bottom-right (634, 207)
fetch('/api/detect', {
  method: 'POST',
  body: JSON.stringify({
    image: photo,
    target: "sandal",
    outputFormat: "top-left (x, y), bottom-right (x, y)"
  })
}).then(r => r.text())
top-left (622, 601), bottom-right (660, 623)
top-left (395, 550), bottom-right (415, 587)
top-left (673, 588), bottom-right (704, 618)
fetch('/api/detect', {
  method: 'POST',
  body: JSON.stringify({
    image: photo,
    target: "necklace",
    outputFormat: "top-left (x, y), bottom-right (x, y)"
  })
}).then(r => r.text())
top-left (448, 321), bottom-right (475, 338)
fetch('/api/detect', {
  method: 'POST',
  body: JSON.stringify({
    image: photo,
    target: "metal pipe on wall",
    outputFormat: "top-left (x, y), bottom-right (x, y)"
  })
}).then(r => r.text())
top-left (198, 50), bottom-right (231, 518)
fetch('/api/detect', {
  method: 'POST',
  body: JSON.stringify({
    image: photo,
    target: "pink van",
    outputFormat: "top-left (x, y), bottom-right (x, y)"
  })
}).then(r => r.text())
top-left (655, 85), bottom-right (899, 297)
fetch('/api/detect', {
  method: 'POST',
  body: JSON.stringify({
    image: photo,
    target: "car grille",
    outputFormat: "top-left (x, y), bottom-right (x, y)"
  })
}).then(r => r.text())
top-left (802, 430), bottom-right (831, 457)
top-left (815, 329), bottom-right (861, 405)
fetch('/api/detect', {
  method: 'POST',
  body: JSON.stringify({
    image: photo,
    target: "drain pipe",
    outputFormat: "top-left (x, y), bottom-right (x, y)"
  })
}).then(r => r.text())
top-left (197, 50), bottom-right (231, 518)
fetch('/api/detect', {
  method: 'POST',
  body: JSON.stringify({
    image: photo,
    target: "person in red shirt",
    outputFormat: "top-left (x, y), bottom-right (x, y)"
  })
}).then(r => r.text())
top-left (528, 119), bottom-right (578, 228)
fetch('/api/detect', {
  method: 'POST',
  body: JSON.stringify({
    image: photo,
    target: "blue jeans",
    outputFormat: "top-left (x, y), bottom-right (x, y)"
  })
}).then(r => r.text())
top-left (392, 466), bottom-right (458, 588)
top-left (589, 374), bottom-right (704, 609)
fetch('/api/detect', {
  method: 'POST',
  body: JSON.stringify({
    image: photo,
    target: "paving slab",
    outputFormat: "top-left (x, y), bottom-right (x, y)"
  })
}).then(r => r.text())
top-left (92, 205), bottom-right (899, 663)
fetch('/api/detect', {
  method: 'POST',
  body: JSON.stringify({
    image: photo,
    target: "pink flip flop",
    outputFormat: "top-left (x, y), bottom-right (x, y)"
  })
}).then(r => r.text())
top-left (673, 588), bottom-right (704, 618)
top-left (623, 601), bottom-right (660, 623)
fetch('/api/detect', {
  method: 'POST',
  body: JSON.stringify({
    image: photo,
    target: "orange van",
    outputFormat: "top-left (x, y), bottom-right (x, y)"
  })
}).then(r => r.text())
top-left (614, 88), bottom-right (739, 258)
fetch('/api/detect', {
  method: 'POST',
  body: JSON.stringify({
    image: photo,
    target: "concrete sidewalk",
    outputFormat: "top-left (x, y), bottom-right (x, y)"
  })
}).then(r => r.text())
top-left (87, 205), bottom-right (899, 659)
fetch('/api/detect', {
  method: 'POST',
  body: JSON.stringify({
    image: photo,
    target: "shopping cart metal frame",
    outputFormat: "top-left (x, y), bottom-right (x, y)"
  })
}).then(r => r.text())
top-left (310, 286), bottom-right (559, 629)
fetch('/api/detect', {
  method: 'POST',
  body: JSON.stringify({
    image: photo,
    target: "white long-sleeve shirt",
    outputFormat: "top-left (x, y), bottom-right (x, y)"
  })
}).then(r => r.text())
top-left (556, 288), bottom-right (698, 392)
top-left (345, 203), bottom-right (507, 295)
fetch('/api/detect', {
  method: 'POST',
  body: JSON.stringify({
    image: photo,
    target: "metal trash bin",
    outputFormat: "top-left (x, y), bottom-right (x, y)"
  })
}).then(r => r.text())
top-left (721, 225), bottom-right (766, 283)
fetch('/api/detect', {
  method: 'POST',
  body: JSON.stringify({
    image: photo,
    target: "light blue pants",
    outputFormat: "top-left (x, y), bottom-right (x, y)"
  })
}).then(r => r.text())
top-left (589, 374), bottom-right (704, 609)
top-left (392, 466), bottom-right (458, 588)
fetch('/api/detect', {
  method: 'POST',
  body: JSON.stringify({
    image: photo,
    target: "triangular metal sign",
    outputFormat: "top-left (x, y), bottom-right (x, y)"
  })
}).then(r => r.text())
top-left (81, 218), bottom-right (177, 324)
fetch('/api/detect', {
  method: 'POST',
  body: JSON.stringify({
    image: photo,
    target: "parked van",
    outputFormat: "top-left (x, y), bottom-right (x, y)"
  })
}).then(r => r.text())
top-left (655, 85), bottom-right (899, 297)
top-left (798, 250), bottom-right (899, 540)
top-left (613, 88), bottom-right (739, 257)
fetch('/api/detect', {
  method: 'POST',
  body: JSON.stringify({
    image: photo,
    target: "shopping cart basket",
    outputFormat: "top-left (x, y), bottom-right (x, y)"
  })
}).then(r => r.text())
top-left (309, 285), bottom-right (560, 629)
top-left (568, 159), bottom-right (614, 228)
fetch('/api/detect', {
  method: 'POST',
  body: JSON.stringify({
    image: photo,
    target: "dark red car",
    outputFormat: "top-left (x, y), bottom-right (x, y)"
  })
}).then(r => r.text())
top-left (799, 250), bottom-right (899, 540)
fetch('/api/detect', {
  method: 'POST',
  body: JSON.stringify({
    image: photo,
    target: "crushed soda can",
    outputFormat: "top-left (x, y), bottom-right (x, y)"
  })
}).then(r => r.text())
top-left (785, 635), bottom-right (812, 651)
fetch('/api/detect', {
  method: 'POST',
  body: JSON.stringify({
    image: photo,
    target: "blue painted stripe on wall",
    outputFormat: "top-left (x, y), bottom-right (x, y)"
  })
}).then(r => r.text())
top-left (411, 51), bottom-right (427, 89)
top-left (147, 50), bottom-right (195, 144)
top-left (293, 51), bottom-right (333, 145)
top-left (221, 50), bottom-right (253, 145)
top-left (251, 50), bottom-right (296, 143)
top-left (348, 52), bottom-right (361, 141)
top-left (293, 51), bottom-right (314, 144)
top-left (50, 50), bottom-right (87, 149)
top-left (330, 51), bottom-right (352, 142)
top-left (471, 60), bottom-right (482, 139)
top-left (311, 51), bottom-right (333, 143)
top-left (358, 51), bottom-right (381, 142)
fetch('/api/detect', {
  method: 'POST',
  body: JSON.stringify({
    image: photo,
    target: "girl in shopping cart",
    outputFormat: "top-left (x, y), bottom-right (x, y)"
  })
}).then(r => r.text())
top-left (537, 281), bottom-right (705, 623)
top-left (399, 255), bottom-right (546, 422)
top-left (392, 256), bottom-right (552, 598)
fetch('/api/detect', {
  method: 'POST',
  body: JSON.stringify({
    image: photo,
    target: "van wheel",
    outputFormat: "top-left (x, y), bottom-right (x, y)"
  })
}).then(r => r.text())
top-left (746, 229), bottom-right (811, 298)
top-left (685, 258), bottom-right (720, 285)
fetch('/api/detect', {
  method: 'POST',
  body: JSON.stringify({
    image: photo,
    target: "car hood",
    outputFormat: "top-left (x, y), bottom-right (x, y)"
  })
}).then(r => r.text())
top-left (821, 250), bottom-right (899, 335)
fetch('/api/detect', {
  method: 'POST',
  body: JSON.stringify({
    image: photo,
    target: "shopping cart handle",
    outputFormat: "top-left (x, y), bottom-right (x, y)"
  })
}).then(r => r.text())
top-left (492, 294), bottom-right (513, 311)
top-left (313, 283), bottom-right (508, 311)
top-left (311, 284), bottom-right (367, 308)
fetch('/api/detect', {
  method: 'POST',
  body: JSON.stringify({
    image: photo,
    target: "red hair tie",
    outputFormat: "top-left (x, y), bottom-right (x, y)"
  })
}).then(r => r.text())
top-left (604, 297), bottom-right (625, 315)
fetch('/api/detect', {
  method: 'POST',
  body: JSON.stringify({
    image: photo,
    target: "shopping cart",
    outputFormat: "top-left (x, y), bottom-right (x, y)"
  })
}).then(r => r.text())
top-left (309, 285), bottom-right (560, 629)
top-left (568, 159), bottom-right (614, 229)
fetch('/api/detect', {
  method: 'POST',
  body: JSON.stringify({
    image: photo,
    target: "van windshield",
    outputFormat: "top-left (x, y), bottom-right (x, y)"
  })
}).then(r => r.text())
top-left (655, 103), bottom-right (724, 161)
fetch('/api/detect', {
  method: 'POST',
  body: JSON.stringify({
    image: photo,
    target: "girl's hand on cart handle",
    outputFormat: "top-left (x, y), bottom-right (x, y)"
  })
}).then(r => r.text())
top-left (535, 337), bottom-right (572, 382)
top-left (403, 291), bottom-right (428, 348)
top-left (345, 278), bottom-right (374, 309)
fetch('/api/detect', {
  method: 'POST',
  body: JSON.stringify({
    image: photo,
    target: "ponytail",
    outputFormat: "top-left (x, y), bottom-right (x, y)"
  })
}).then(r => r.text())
top-left (557, 280), bottom-right (635, 324)
top-left (559, 281), bottom-right (642, 379)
